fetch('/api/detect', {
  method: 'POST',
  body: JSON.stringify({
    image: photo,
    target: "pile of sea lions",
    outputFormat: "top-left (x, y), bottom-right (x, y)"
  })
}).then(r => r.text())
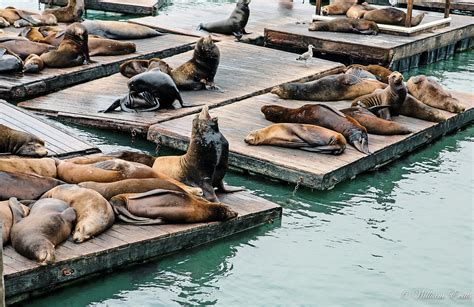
top-left (0, 107), bottom-right (242, 265)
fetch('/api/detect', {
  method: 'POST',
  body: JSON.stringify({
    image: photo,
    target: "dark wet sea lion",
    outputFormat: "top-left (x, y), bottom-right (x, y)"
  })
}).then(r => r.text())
top-left (0, 124), bottom-right (48, 157)
top-left (407, 75), bottom-right (465, 113)
top-left (41, 22), bottom-right (90, 68)
top-left (0, 37), bottom-right (55, 59)
top-left (0, 200), bottom-right (30, 245)
top-left (152, 107), bottom-right (243, 202)
top-left (0, 47), bottom-right (23, 73)
top-left (261, 104), bottom-right (370, 154)
top-left (23, 54), bottom-right (44, 73)
top-left (43, 0), bottom-right (84, 23)
top-left (399, 94), bottom-right (448, 122)
top-left (67, 150), bottom-right (156, 167)
top-left (363, 8), bottom-right (426, 27)
top-left (0, 171), bottom-right (63, 201)
top-left (0, 157), bottom-right (57, 178)
top-left (322, 0), bottom-right (357, 15)
top-left (346, 3), bottom-right (376, 19)
top-left (110, 189), bottom-right (238, 225)
top-left (245, 123), bottom-right (347, 155)
top-left (82, 20), bottom-right (162, 40)
top-left (271, 74), bottom-right (386, 101)
top-left (197, 0), bottom-right (251, 38)
top-left (308, 18), bottom-right (379, 35)
top-left (88, 35), bottom-right (136, 56)
top-left (9, 197), bottom-right (76, 265)
top-left (351, 72), bottom-right (407, 120)
top-left (119, 58), bottom-right (172, 78)
top-left (340, 107), bottom-right (412, 135)
top-left (345, 66), bottom-right (377, 80)
top-left (346, 64), bottom-right (392, 83)
top-left (42, 185), bottom-right (115, 243)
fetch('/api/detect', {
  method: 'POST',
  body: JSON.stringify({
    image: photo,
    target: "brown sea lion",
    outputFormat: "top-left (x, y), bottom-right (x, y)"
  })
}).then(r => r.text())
top-left (0, 157), bottom-right (57, 177)
top-left (0, 8), bottom-right (22, 24)
top-left (0, 200), bottom-right (30, 245)
top-left (340, 107), bottom-right (412, 135)
top-left (152, 107), bottom-right (243, 202)
top-left (43, 0), bottom-right (84, 23)
top-left (345, 66), bottom-right (377, 80)
top-left (244, 123), bottom-right (347, 154)
top-left (261, 104), bottom-right (370, 154)
top-left (308, 18), bottom-right (379, 35)
top-left (13, 13), bottom-right (57, 28)
top-left (0, 17), bottom-right (10, 28)
top-left (322, 0), bottom-right (357, 15)
top-left (82, 20), bottom-right (162, 40)
top-left (351, 72), bottom-right (407, 120)
top-left (23, 54), bottom-right (44, 73)
top-left (9, 197), bottom-right (76, 265)
top-left (406, 75), bottom-right (465, 113)
top-left (363, 8), bottom-right (426, 27)
top-left (119, 58), bottom-right (172, 78)
top-left (88, 35), bottom-right (136, 56)
top-left (346, 3), bottom-right (376, 19)
top-left (0, 47), bottom-right (23, 73)
top-left (66, 150), bottom-right (156, 167)
top-left (0, 37), bottom-right (55, 59)
top-left (19, 27), bottom-right (45, 42)
top-left (197, 0), bottom-right (251, 39)
top-left (271, 74), bottom-right (386, 101)
top-left (0, 171), bottom-right (63, 201)
top-left (399, 94), bottom-right (448, 122)
top-left (41, 22), bottom-right (91, 68)
top-left (346, 64), bottom-right (392, 83)
top-left (0, 124), bottom-right (48, 157)
top-left (110, 189), bottom-right (238, 225)
top-left (42, 185), bottom-right (115, 243)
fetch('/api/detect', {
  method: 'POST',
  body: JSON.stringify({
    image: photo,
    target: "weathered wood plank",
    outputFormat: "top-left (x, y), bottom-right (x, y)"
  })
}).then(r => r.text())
top-left (39, 0), bottom-right (165, 15)
top-left (148, 91), bottom-right (474, 190)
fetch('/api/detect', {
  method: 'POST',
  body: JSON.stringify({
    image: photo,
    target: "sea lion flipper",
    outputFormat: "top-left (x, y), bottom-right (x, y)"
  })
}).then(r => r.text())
top-left (216, 181), bottom-right (245, 193)
top-left (300, 145), bottom-right (344, 154)
top-left (232, 32), bottom-right (243, 40)
top-left (127, 188), bottom-right (184, 200)
top-left (111, 200), bottom-right (165, 225)
top-left (55, 30), bottom-right (66, 38)
top-left (318, 104), bottom-right (347, 118)
top-left (241, 28), bottom-right (251, 35)
top-left (9, 197), bottom-right (27, 223)
top-left (99, 98), bottom-right (121, 113)
top-left (204, 82), bottom-right (224, 93)
top-left (0, 48), bottom-right (6, 58)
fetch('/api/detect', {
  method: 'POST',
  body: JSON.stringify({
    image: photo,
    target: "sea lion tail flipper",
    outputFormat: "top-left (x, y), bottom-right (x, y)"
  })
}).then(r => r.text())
top-left (300, 145), bottom-right (345, 155)
top-left (0, 48), bottom-right (6, 58)
top-left (351, 134), bottom-right (371, 155)
top-left (216, 181), bottom-right (245, 193)
top-left (318, 104), bottom-right (347, 118)
top-left (99, 98), bottom-right (121, 113)
top-left (9, 197), bottom-right (27, 223)
top-left (202, 81), bottom-right (224, 93)
top-left (232, 32), bottom-right (243, 40)
top-left (197, 23), bottom-right (204, 31)
top-left (111, 199), bottom-right (165, 225)
top-left (55, 30), bottom-right (66, 38)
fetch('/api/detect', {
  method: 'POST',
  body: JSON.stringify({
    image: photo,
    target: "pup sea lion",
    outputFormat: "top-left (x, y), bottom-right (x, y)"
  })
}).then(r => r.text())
top-left (0, 171), bottom-right (63, 201)
top-left (0, 47), bottom-right (23, 73)
top-left (82, 20), bottom-right (162, 40)
top-left (88, 35), bottom-right (136, 56)
top-left (322, 0), bottom-right (357, 15)
top-left (261, 104), bottom-right (370, 154)
top-left (363, 8), bottom-right (426, 27)
top-left (407, 75), bottom-right (465, 113)
top-left (340, 107), bottom-right (412, 135)
top-left (43, 0), bottom-right (84, 23)
top-left (346, 3), bottom-right (376, 19)
top-left (66, 150), bottom-right (156, 167)
top-left (0, 157), bottom-right (57, 178)
top-left (0, 124), bottom-right (48, 157)
top-left (110, 189), bottom-right (238, 225)
top-left (399, 94), bottom-right (448, 122)
top-left (9, 197), bottom-right (76, 265)
top-left (271, 74), bottom-right (386, 101)
top-left (346, 64), bottom-right (392, 83)
top-left (0, 200), bottom-right (30, 245)
top-left (245, 123), bottom-right (347, 155)
top-left (152, 106), bottom-right (243, 202)
top-left (351, 72), bottom-right (407, 120)
top-left (197, 0), bottom-right (251, 39)
top-left (119, 58), bottom-right (172, 78)
top-left (0, 37), bottom-right (55, 59)
top-left (42, 185), bottom-right (115, 243)
top-left (345, 66), bottom-right (377, 80)
top-left (308, 18), bottom-right (379, 35)
top-left (23, 54), bottom-right (44, 73)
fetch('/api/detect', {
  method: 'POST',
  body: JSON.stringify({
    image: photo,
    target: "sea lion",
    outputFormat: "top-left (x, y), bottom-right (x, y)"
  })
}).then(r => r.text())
top-left (0, 171), bottom-right (63, 201)
top-left (9, 197), bottom-right (76, 265)
top-left (0, 200), bottom-right (30, 245)
top-left (399, 94), bottom-right (448, 122)
top-left (321, 0), bottom-right (357, 15)
top-left (308, 18), bottom-right (379, 35)
top-left (0, 157), bottom-right (57, 178)
top-left (0, 8), bottom-right (22, 24)
top-left (119, 58), bottom-right (172, 78)
top-left (351, 71), bottom-right (407, 120)
top-left (261, 104), bottom-right (370, 154)
top-left (0, 124), bottom-right (48, 157)
top-left (346, 3), bottom-right (376, 19)
top-left (13, 13), bottom-right (57, 28)
top-left (41, 22), bottom-right (90, 68)
top-left (23, 54), bottom-right (44, 73)
top-left (363, 8), bottom-right (426, 27)
top-left (19, 27), bottom-right (45, 42)
top-left (271, 74), bottom-right (386, 101)
top-left (42, 185), bottom-right (115, 243)
top-left (0, 17), bottom-right (10, 28)
top-left (345, 66), bottom-right (377, 80)
top-left (340, 107), bottom-right (412, 135)
top-left (407, 75), bottom-right (465, 113)
top-left (66, 150), bottom-right (156, 167)
top-left (0, 47), bottom-right (23, 73)
top-left (152, 106), bottom-right (243, 202)
top-left (244, 123), bottom-right (347, 154)
top-left (88, 35), bottom-right (136, 56)
top-left (346, 64), bottom-right (392, 83)
top-left (43, 0), bottom-right (84, 23)
top-left (197, 0), bottom-right (251, 39)
top-left (0, 37), bottom-right (55, 59)
top-left (110, 189), bottom-right (238, 225)
top-left (82, 20), bottom-right (162, 40)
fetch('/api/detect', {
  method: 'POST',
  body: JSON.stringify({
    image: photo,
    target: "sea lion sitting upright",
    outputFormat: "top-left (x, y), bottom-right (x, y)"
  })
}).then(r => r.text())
top-left (0, 37), bottom-right (55, 60)
top-left (346, 64), bottom-right (392, 83)
top-left (363, 8), bottom-right (426, 27)
top-left (0, 47), bottom-right (23, 73)
top-left (308, 18), bottom-right (379, 35)
top-left (406, 75), bottom-right (465, 113)
top-left (0, 157), bottom-right (57, 178)
top-left (82, 20), bottom-right (162, 40)
top-left (321, 0), bottom-right (357, 15)
top-left (9, 197), bottom-right (76, 265)
top-left (0, 124), bottom-right (48, 157)
top-left (197, 0), bottom-right (251, 39)
top-left (43, 0), bottom-right (84, 23)
top-left (0, 171), bottom-right (63, 201)
top-left (346, 3), bottom-right (376, 19)
top-left (23, 54), bottom-right (44, 73)
top-left (271, 74), bottom-right (386, 101)
top-left (245, 123), bottom-right (347, 155)
top-left (0, 200), bottom-right (30, 245)
top-left (340, 107), bottom-right (412, 135)
top-left (152, 106), bottom-right (243, 202)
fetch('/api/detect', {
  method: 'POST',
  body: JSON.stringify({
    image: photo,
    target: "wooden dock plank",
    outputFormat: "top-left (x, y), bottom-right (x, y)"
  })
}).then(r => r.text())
top-left (18, 41), bottom-right (345, 134)
top-left (39, 0), bottom-right (165, 15)
top-left (0, 100), bottom-right (100, 157)
top-left (147, 91), bottom-right (474, 190)
top-left (3, 191), bottom-right (281, 304)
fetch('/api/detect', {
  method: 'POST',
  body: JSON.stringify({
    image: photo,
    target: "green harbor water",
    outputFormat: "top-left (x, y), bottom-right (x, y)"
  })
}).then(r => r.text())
top-left (4, 1), bottom-right (473, 306)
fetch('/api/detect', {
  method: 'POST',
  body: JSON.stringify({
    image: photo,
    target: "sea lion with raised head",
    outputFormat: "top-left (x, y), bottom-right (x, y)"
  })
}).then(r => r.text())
top-left (346, 64), bottom-right (392, 83)
top-left (0, 200), bottom-right (30, 245)
top-left (0, 37), bottom-right (55, 59)
top-left (0, 171), bottom-right (63, 201)
top-left (261, 104), bottom-right (370, 154)
top-left (321, 0), bottom-right (357, 15)
top-left (0, 47), bottom-right (23, 73)
top-left (0, 124), bottom-right (48, 157)
top-left (82, 20), bottom-right (162, 40)
top-left (406, 75), bottom-right (465, 113)
top-left (308, 18), bottom-right (379, 35)
top-left (271, 74), bottom-right (386, 101)
top-left (346, 3), bottom-right (376, 19)
top-left (340, 107), bottom-right (412, 135)
top-left (363, 8), bottom-right (426, 27)
top-left (9, 197), bottom-right (76, 265)
top-left (43, 0), bottom-right (84, 23)
top-left (0, 157), bottom-right (57, 178)
top-left (245, 123), bottom-right (347, 154)
top-left (23, 54), bottom-right (44, 73)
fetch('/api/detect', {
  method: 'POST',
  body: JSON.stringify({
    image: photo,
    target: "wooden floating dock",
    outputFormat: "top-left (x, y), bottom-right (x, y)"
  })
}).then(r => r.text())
top-left (39, 0), bottom-right (165, 15)
top-left (0, 34), bottom-right (196, 100)
top-left (18, 41), bottom-right (345, 134)
top-left (0, 100), bottom-right (100, 158)
top-left (395, 0), bottom-right (474, 13)
top-left (4, 191), bottom-right (281, 304)
top-left (147, 91), bottom-right (474, 190)
top-left (265, 12), bottom-right (474, 71)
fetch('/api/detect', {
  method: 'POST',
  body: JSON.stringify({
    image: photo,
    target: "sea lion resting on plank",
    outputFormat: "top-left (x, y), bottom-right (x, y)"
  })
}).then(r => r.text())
top-left (43, 0), bottom-right (84, 23)
top-left (119, 58), bottom-right (172, 78)
top-left (344, 66), bottom-right (377, 80)
top-left (66, 150), bottom-right (156, 167)
top-left (23, 54), bottom-right (44, 73)
top-left (363, 8), bottom-right (426, 27)
top-left (12, 12), bottom-right (57, 28)
top-left (0, 157), bottom-right (57, 177)
top-left (0, 124), bottom-right (48, 157)
top-left (322, 0), bottom-right (358, 15)
top-left (9, 197), bottom-right (76, 265)
top-left (82, 20), bottom-right (162, 40)
top-left (245, 123), bottom-right (347, 155)
top-left (346, 3), bottom-right (376, 19)
top-left (0, 171), bottom-right (63, 201)
top-left (398, 94), bottom-right (448, 122)
top-left (0, 37), bottom-right (55, 60)
top-left (0, 47), bottom-right (23, 73)
top-left (308, 18), bottom-right (379, 35)
top-left (346, 64), bottom-right (392, 83)
top-left (340, 107), bottom-right (412, 135)
top-left (0, 17), bottom-right (10, 27)
top-left (0, 200), bottom-right (30, 245)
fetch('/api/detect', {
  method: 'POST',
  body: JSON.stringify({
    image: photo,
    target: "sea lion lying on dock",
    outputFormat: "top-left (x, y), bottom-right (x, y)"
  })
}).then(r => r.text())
top-left (0, 47), bottom-right (23, 73)
top-left (82, 20), bottom-right (162, 40)
top-left (245, 123), bottom-right (347, 155)
top-left (399, 94), bottom-right (448, 122)
top-left (0, 157), bottom-right (57, 178)
top-left (363, 8), bottom-right (426, 27)
top-left (308, 18), bottom-right (379, 35)
top-left (66, 150), bottom-right (156, 167)
top-left (346, 3), bottom-right (376, 19)
top-left (0, 171), bottom-right (63, 201)
top-left (43, 0), bottom-right (84, 23)
top-left (23, 54), bottom-right (44, 73)
top-left (0, 37), bottom-right (55, 59)
top-left (9, 197), bottom-right (76, 265)
top-left (0, 124), bottom-right (48, 157)
top-left (322, 0), bottom-right (357, 15)
top-left (0, 200), bottom-right (30, 245)
top-left (340, 107), bottom-right (412, 135)
top-left (119, 58), bottom-right (172, 78)
top-left (346, 64), bottom-right (392, 83)
top-left (344, 66), bottom-right (377, 80)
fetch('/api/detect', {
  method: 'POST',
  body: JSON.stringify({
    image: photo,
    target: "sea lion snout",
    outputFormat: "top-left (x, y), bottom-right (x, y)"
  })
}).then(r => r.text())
top-left (321, 7), bottom-right (329, 15)
top-left (389, 72), bottom-right (403, 84)
top-left (244, 131), bottom-right (258, 144)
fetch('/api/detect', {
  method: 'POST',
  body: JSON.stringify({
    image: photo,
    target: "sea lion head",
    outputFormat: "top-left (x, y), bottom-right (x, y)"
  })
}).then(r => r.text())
top-left (244, 130), bottom-right (260, 145)
top-left (66, 22), bottom-right (87, 42)
top-left (32, 240), bottom-right (56, 265)
top-left (238, 0), bottom-right (251, 7)
top-left (321, 6), bottom-right (329, 16)
top-left (73, 220), bottom-right (95, 243)
top-left (16, 134), bottom-right (48, 157)
top-left (260, 104), bottom-right (286, 122)
top-left (195, 35), bottom-right (220, 60)
top-left (388, 71), bottom-right (404, 86)
top-left (209, 202), bottom-right (238, 221)
top-left (192, 106), bottom-right (219, 137)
